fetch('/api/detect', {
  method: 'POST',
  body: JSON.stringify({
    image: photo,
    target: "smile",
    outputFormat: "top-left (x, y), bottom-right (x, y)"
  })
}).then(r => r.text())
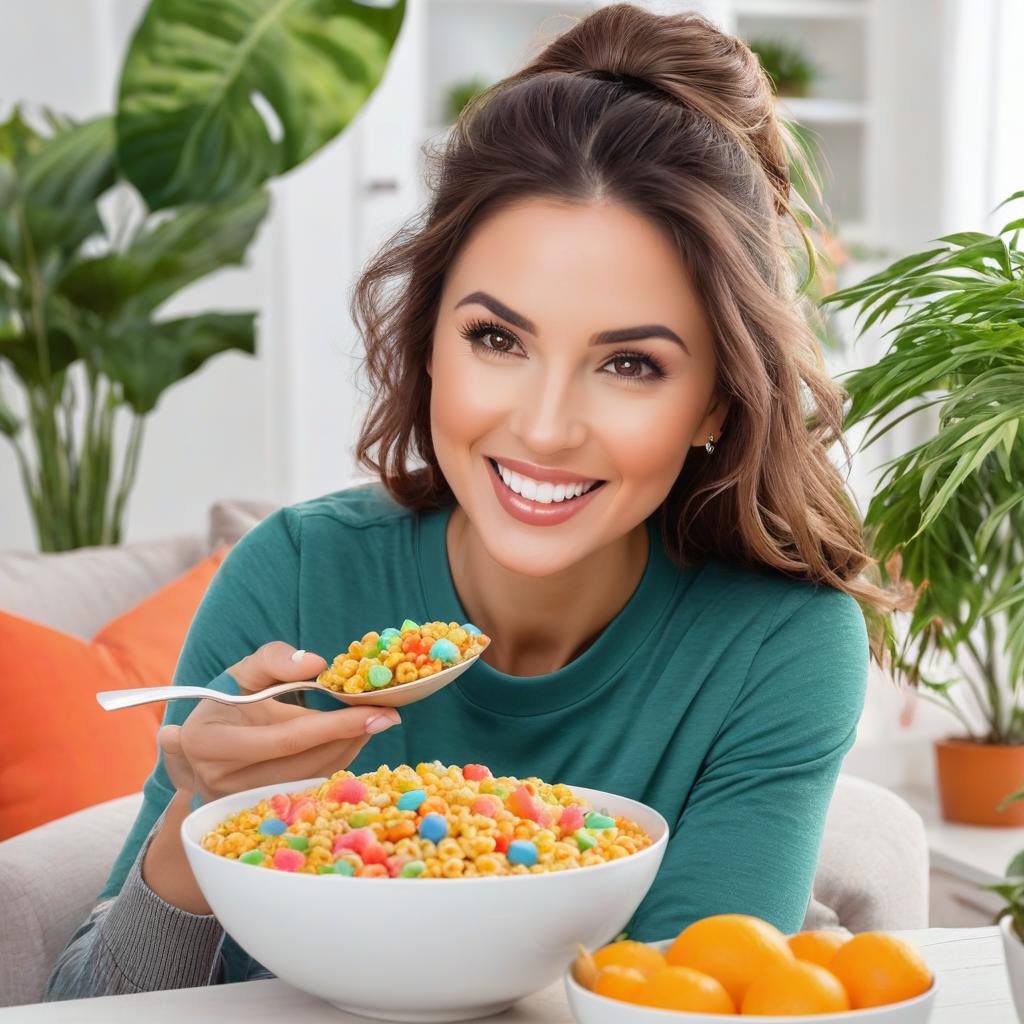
top-left (485, 456), bottom-right (608, 527)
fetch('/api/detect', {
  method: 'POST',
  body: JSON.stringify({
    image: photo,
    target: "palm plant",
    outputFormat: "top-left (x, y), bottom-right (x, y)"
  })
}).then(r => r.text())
top-left (820, 190), bottom-right (1024, 744)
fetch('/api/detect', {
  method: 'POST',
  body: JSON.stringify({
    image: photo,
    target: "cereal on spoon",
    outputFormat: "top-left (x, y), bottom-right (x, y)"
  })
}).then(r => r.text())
top-left (201, 762), bottom-right (653, 878)
top-left (317, 619), bottom-right (490, 695)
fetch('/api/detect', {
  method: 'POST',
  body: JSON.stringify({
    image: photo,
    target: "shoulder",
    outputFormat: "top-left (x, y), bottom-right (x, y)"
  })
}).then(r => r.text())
top-left (700, 554), bottom-right (866, 642)
top-left (700, 556), bottom-right (869, 708)
top-left (286, 479), bottom-right (415, 530)
top-left (219, 481), bottom-right (416, 568)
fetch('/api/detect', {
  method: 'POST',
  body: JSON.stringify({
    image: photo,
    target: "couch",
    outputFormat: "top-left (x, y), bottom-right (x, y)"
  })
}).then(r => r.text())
top-left (0, 495), bottom-right (931, 1007)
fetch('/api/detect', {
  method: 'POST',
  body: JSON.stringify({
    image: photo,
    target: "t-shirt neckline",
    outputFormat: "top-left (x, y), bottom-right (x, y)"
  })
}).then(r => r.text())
top-left (414, 503), bottom-right (686, 716)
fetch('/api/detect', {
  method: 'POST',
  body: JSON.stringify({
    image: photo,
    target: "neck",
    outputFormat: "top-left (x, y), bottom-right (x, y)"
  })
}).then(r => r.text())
top-left (445, 505), bottom-right (649, 676)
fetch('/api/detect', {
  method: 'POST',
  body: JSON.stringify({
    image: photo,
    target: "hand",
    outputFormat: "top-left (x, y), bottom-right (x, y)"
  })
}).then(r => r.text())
top-left (156, 641), bottom-right (401, 803)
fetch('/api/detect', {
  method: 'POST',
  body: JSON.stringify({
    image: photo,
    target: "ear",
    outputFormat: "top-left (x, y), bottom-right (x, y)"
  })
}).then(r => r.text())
top-left (694, 397), bottom-right (729, 448)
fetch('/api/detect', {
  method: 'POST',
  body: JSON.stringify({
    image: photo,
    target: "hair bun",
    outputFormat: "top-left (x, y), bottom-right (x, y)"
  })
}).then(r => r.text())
top-left (517, 4), bottom-right (792, 214)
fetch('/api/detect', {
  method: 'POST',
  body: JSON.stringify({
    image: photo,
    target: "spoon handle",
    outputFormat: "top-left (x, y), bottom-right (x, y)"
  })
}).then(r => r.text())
top-left (95, 679), bottom-right (313, 711)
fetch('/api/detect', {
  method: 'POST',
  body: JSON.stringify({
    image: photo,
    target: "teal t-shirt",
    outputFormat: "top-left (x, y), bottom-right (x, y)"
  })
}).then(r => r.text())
top-left (100, 481), bottom-right (868, 982)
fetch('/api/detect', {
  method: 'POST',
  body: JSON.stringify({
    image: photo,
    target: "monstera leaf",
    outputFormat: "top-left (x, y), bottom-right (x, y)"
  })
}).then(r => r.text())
top-left (117, 0), bottom-right (406, 209)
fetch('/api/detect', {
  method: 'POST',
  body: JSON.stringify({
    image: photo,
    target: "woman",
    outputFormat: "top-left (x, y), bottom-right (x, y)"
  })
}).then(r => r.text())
top-left (44, 3), bottom-right (905, 999)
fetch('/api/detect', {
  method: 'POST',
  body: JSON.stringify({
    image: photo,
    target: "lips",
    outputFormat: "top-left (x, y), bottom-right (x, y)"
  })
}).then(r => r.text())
top-left (485, 456), bottom-right (607, 527)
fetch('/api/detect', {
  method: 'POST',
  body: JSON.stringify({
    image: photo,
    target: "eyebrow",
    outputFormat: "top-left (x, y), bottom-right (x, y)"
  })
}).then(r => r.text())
top-left (454, 290), bottom-right (692, 356)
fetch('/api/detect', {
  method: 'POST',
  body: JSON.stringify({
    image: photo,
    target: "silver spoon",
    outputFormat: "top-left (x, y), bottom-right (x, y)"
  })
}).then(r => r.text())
top-left (95, 651), bottom-right (483, 712)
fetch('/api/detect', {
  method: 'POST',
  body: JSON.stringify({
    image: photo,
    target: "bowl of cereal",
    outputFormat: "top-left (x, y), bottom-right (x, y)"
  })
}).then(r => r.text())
top-left (181, 762), bottom-right (669, 1022)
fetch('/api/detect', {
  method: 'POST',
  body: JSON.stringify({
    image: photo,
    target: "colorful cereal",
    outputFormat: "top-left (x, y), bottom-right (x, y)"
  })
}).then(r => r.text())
top-left (316, 621), bottom-right (491, 695)
top-left (201, 762), bottom-right (652, 878)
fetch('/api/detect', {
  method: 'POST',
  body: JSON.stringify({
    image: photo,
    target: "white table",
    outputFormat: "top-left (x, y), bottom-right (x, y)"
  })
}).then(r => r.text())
top-left (5, 927), bottom-right (1015, 1023)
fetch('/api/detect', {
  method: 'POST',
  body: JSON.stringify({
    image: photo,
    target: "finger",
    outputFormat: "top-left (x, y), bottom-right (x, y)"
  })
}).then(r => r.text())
top-left (227, 641), bottom-right (328, 694)
top-left (215, 734), bottom-right (374, 796)
top-left (158, 723), bottom-right (184, 759)
top-left (197, 705), bottom-right (401, 766)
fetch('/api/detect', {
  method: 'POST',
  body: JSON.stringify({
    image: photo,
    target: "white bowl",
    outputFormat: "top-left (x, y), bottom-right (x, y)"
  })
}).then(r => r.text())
top-left (565, 937), bottom-right (939, 1023)
top-left (999, 914), bottom-right (1024, 1023)
top-left (182, 777), bottom-right (668, 1022)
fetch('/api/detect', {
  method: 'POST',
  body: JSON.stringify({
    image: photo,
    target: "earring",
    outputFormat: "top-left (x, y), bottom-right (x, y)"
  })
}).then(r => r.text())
top-left (705, 433), bottom-right (716, 454)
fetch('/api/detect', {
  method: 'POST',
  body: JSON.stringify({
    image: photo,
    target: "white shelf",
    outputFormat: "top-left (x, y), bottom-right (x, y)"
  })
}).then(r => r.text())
top-left (734, 0), bottom-right (868, 18)
top-left (775, 96), bottom-right (868, 124)
top-left (896, 781), bottom-right (1024, 884)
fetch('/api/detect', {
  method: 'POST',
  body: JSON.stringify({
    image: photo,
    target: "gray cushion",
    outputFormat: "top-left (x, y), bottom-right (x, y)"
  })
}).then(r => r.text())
top-left (0, 535), bottom-right (209, 640)
top-left (0, 791), bottom-right (144, 1007)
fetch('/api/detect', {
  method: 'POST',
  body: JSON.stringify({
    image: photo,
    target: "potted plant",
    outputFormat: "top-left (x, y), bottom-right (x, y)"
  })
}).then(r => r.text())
top-left (982, 786), bottom-right (1024, 1021)
top-left (820, 190), bottom-right (1024, 826)
top-left (748, 36), bottom-right (822, 98)
top-left (0, 0), bottom-right (405, 552)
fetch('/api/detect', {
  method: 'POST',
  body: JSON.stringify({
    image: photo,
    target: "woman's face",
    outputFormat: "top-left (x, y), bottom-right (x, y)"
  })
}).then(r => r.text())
top-left (428, 197), bottom-right (727, 578)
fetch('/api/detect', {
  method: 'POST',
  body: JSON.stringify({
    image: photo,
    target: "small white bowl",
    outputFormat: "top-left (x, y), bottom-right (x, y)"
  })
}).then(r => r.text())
top-left (565, 937), bottom-right (939, 1023)
top-left (182, 778), bottom-right (669, 1022)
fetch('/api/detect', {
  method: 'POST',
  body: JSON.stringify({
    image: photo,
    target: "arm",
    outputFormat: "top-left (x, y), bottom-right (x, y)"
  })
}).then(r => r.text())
top-left (42, 507), bottom-right (302, 1000)
top-left (626, 584), bottom-right (869, 941)
top-left (42, 797), bottom-right (226, 999)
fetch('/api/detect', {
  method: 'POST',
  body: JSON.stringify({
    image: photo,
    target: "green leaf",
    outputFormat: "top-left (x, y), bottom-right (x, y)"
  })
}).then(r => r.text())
top-left (57, 189), bottom-right (270, 320)
top-left (89, 311), bottom-right (257, 413)
top-left (116, 0), bottom-right (406, 209)
top-left (0, 385), bottom-right (21, 437)
top-left (0, 116), bottom-right (117, 275)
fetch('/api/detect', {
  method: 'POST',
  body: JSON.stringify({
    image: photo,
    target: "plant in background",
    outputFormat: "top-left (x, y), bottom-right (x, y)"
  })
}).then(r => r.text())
top-left (445, 76), bottom-right (491, 125)
top-left (748, 36), bottom-right (821, 98)
top-left (0, 108), bottom-right (268, 550)
top-left (820, 191), bottom-right (1024, 745)
top-left (0, 0), bottom-right (405, 551)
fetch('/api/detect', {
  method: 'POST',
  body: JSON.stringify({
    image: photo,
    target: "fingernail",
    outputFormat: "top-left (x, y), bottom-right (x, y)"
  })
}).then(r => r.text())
top-left (365, 713), bottom-right (399, 735)
top-left (290, 649), bottom-right (307, 663)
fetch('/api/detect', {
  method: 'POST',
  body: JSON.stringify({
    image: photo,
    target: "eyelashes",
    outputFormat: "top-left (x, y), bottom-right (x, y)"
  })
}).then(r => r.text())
top-left (457, 317), bottom-right (669, 385)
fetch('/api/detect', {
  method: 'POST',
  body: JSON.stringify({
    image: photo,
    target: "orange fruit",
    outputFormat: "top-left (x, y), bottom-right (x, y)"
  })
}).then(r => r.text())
top-left (788, 929), bottom-right (849, 966)
top-left (666, 913), bottom-right (794, 1006)
top-left (828, 932), bottom-right (933, 1008)
top-left (741, 959), bottom-right (851, 1014)
top-left (592, 939), bottom-right (666, 978)
top-left (632, 965), bottom-right (735, 1013)
top-left (594, 965), bottom-right (646, 1001)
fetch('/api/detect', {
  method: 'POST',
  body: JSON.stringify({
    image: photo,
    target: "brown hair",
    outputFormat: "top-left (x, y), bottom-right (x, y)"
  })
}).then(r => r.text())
top-left (351, 3), bottom-right (916, 667)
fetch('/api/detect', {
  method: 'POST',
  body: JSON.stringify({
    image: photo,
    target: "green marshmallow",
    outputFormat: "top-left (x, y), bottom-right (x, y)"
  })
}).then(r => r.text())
top-left (400, 859), bottom-right (426, 878)
top-left (334, 859), bottom-right (355, 876)
top-left (584, 813), bottom-right (616, 830)
top-left (575, 828), bottom-right (598, 852)
top-left (240, 849), bottom-right (264, 865)
top-left (377, 628), bottom-right (401, 651)
top-left (368, 664), bottom-right (393, 688)
top-left (348, 811), bottom-right (372, 827)
top-left (287, 835), bottom-right (309, 851)
top-left (401, 619), bottom-right (419, 631)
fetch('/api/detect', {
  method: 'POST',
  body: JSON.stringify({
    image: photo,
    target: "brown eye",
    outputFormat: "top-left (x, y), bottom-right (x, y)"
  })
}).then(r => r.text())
top-left (612, 356), bottom-right (645, 378)
top-left (486, 330), bottom-right (517, 353)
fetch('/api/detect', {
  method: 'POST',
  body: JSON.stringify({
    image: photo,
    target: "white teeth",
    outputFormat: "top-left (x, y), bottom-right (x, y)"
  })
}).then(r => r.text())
top-left (492, 459), bottom-right (599, 503)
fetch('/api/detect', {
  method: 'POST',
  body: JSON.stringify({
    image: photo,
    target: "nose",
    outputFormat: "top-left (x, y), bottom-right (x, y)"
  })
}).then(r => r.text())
top-left (507, 361), bottom-right (588, 455)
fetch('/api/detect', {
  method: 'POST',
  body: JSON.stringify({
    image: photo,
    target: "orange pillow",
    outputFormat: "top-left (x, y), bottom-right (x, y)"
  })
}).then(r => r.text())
top-left (0, 545), bottom-right (230, 840)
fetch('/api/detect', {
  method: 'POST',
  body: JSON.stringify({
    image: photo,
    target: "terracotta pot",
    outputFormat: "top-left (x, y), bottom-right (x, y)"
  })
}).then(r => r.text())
top-left (934, 737), bottom-right (1024, 826)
